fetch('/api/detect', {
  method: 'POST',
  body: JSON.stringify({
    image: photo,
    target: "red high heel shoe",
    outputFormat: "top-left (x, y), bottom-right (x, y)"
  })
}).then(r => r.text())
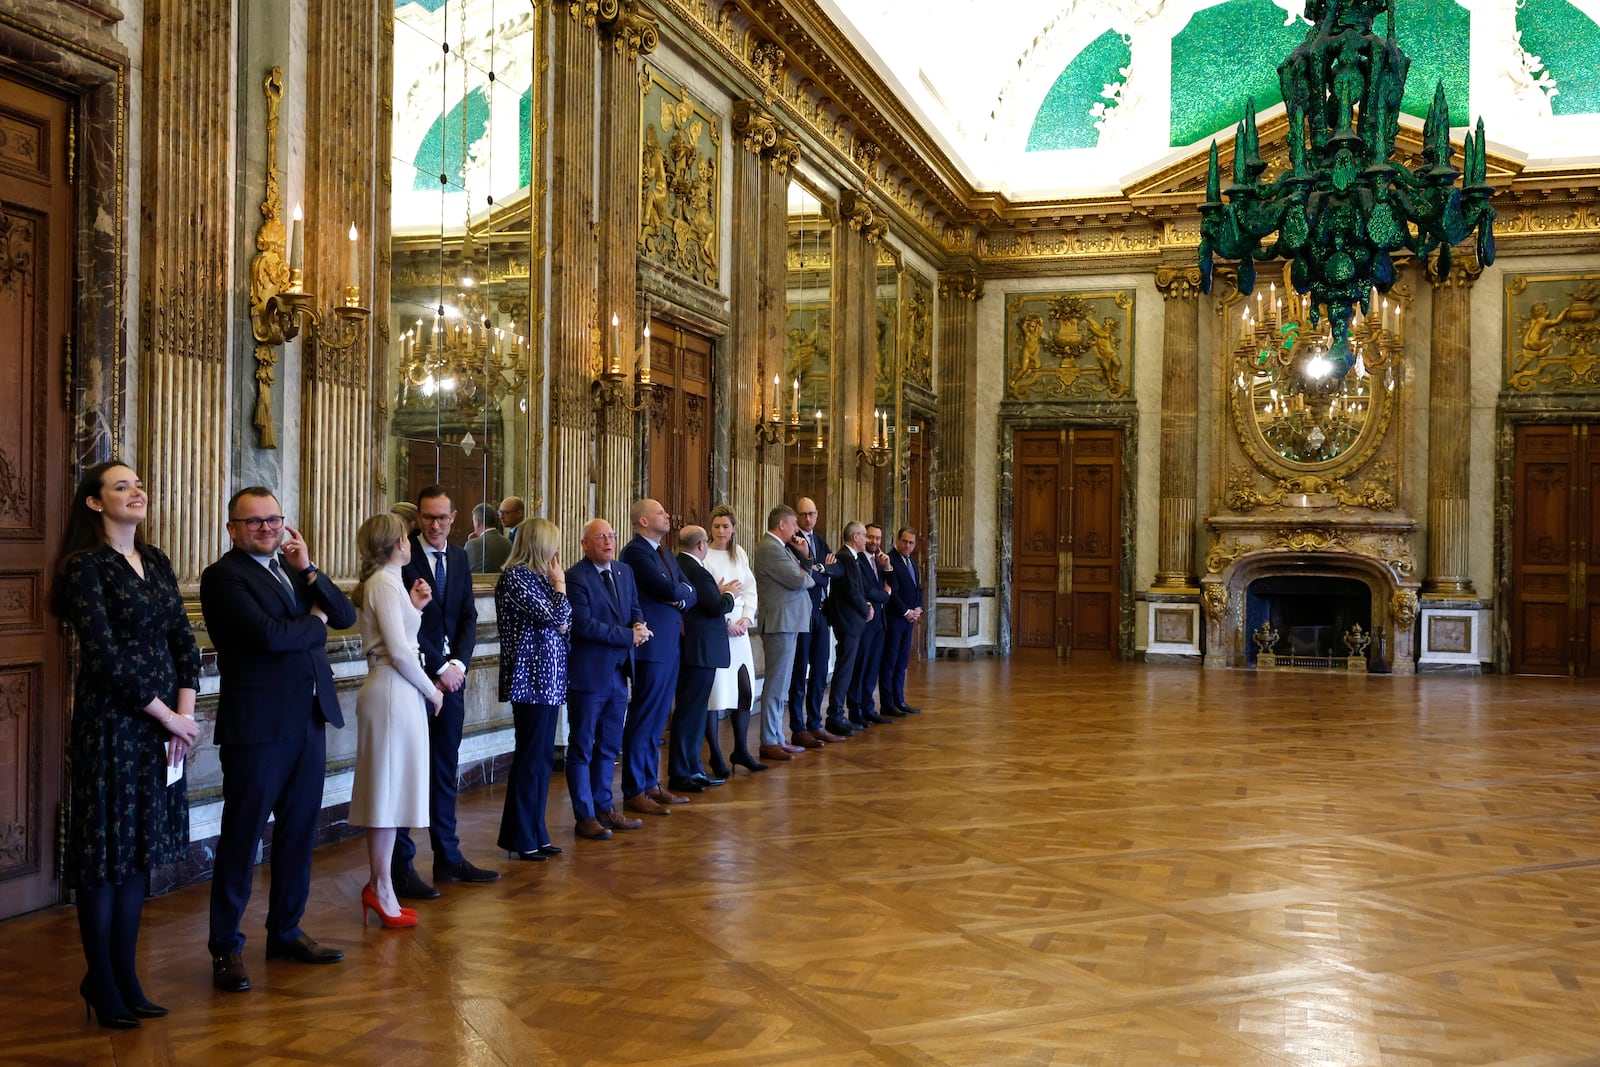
top-left (362, 884), bottom-right (418, 929)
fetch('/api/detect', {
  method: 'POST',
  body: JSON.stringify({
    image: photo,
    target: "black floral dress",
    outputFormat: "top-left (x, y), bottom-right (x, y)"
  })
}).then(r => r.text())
top-left (59, 544), bottom-right (198, 887)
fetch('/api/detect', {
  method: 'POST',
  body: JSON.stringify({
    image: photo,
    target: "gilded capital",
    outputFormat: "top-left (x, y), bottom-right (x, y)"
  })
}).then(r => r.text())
top-left (1428, 253), bottom-right (1484, 290)
top-left (938, 270), bottom-right (983, 302)
top-left (841, 189), bottom-right (878, 237)
top-left (764, 126), bottom-right (801, 174)
top-left (1154, 264), bottom-right (1203, 300)
top-left (600, 0), bottom-right (658, 57)
top-left (732, 100), bottom-right (778, 156)
top-left (566, 0), bottom-right (600, 26)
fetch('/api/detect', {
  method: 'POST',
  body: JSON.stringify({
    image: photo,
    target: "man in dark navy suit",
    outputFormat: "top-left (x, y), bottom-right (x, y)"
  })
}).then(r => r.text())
top-left (787, 496), bottom-right (849, 744)
top-left (201, 486), bottom-right (356, 992)
top-left (881, 526), bottom-right (925, 715)
top-left (824, 521), bottom-right (872, 729)
top-left (618, 498), bottom-right (696, 816)
top-left (393, 486), bottom-right (496, 898)
top-left (669, 525), bottom-right (738, 793)
top-left (565, 517), bottom-right (649, 839)
top-left (851, 523), bottom-right (894, 727)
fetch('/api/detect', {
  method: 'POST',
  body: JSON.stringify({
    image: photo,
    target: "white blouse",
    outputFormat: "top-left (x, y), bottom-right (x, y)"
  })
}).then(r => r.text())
top-left (703, 544), bottom-right (757, 623)
top-left (360, 564), bottom-right (437, 699)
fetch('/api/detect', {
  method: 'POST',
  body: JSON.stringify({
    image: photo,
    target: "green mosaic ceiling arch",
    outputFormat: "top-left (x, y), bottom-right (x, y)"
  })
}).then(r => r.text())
top-left (1517, 0), bottom-right (1600, 116)
top-left (1027, 29), bottom-right (1133, 151)
top-left (412, 87), bottom-right (490, 191)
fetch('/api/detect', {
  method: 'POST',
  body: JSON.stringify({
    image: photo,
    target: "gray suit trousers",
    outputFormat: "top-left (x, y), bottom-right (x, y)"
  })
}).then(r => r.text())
top-left (759, 630), bottom-right (798, 745)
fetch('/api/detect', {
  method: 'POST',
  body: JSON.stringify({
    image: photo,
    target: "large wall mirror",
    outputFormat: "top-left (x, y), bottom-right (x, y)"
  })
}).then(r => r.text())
top-left (784, 178), bottom-right (834, 532)
top-left (389, 1), bottom-right (537, 571)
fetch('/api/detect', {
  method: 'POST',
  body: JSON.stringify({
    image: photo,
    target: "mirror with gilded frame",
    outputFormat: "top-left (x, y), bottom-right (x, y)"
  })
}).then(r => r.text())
top-left (1222, 267), bottom-right (1402, 478)
top-left (784, 177), bottom-right (834, 530)
top-left (388, 0), bottom-right (537, 579)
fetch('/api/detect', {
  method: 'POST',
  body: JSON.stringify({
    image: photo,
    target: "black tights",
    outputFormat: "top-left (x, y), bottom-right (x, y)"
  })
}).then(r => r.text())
top-left (77, 870), bottom-right (151, 1014)
top-left (706, 667), bottom-right (756, 770)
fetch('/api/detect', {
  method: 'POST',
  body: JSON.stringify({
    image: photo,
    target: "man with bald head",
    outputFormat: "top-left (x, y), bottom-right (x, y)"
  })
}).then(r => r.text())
top-left (564, 518), bottom-right (650, 839)
top-left (498, 496), bottom-right (526, 543)
top-left (787, 496), bottom-right (848, 744)
top-left (669, 525), bottom-right (739, 792)
top-left (619, 498), bottom-right (697, 815)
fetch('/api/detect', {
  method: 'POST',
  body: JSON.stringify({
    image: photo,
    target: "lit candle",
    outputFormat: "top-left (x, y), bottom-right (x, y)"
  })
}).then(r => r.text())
top-left (814, 409), bottom-right (823, 450)
top-left (771, 375), bottom-right (781, 423)
top-left (347, 223), bottom-right (359, 292)
top-left (289, 203), bottom-right (303, 271)
top-left (640, 323), bottom-right (651, 379)
top-left (792, 379), bottom-right (800, 424)
top-left (609, 313), bottom-right (621, 374)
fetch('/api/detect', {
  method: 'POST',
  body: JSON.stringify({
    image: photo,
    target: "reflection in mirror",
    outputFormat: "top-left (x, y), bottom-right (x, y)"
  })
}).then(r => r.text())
top-left (784, 180), bottom-right (833, 530)
top-left (389, 1), bottom-right (535, 570)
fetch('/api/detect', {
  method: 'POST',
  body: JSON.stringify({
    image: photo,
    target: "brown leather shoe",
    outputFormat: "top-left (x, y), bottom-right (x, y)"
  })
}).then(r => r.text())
top-left (758, 743), bottom-right (797, 761)
top-left (599, 807), bottom-right (644, 830)
top-left (647, 784), bottom-right (689, 805)
top-left (212, 952), bottom-right (250, 992)
top-left (791, 731), bottom-right (824, 749)
top-left (814, 726), bottom-right (847, 743)
top-left (575, 816), bottom-right (612, 840)
top-left (623, 793), bottom-right (669, 816)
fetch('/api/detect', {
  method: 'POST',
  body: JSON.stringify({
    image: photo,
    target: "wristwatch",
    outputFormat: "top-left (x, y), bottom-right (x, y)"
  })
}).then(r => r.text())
top-left (301, 563), bottom-right (318, 579)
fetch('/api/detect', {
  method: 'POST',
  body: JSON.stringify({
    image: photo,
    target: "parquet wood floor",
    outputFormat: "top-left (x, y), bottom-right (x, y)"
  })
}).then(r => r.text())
top-left (9, 656), bottom-right (1600, 1065)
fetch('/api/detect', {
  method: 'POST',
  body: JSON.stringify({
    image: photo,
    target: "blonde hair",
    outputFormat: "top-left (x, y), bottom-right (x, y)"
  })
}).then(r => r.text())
top-left (354, 512), bottom-right (407, 606)
top-left (390, 500), bottom-right (419, 533)
top-left (505, 517), bottom-right (561, 573)
top-left (710, 504), bottom-right (739, 546)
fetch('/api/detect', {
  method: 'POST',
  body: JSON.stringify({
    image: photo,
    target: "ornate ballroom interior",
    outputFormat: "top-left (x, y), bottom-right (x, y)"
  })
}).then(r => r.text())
top-left (4, 0), bottom-right (1600, 927)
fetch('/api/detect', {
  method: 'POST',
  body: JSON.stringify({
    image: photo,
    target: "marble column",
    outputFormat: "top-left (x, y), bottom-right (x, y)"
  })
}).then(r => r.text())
top-left (1424, 261), bottom-right (1482, 596)
top-left (1152, 264), bottom-right (1204, 591)
top-left (546, 3), bottom-right (601, 555)
top-left (596, 2), bottom-right (656, 524)
top-left (836, 189), bottom-right (883, 524)
top-left (300, 0), bottom-right (381, 578)
top-left (757, 127), bottom-right (800, 516)
top-left (935, 269), bottom-right (981, 589)
top-left (137, 0), bottom-right (234, 584)
top-left (727, 101), bottom-right (774, 533)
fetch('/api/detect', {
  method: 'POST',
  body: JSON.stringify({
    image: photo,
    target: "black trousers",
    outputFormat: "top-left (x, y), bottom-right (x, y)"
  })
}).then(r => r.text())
top-left (394, 684), bottom-right (466, 873)
top-left (497, 701), bottom-right (559, 852)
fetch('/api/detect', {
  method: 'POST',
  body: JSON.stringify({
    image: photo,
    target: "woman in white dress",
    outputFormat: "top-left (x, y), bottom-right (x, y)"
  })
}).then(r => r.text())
top-left (350, 513), bottom-right (443, 928)
top-left (702, 505), bottom-right (765, 773)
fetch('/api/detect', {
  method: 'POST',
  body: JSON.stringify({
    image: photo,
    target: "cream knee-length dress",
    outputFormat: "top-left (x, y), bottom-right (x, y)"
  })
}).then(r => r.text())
top-left (350, 564), bottom-right (434, 828)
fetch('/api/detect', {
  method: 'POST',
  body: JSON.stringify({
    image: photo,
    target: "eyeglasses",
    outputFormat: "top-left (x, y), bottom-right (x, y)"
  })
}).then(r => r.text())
top-left (230, 515), bottom-right (284, 531)
top-left (797, 511), bottom-right (817, 517)
top-left (419, 513), bottom-right (453, 525)
top-left (589, 532), bottom-right (618, 542)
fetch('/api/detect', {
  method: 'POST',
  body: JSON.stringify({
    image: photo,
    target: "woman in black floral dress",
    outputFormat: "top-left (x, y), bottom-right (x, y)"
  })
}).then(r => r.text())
top-left (51, 461), bottom-right (202, 1029)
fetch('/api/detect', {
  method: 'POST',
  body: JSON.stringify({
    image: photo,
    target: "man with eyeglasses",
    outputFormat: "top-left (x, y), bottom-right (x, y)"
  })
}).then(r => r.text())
top-left (200, 486), bottom-right (357, 992)
top-left (498, 496), bottom-right (526, 544)
top-left (786, 496), bottom-right (849, 745)
top-left (394, 485), bottom-right (497, 897)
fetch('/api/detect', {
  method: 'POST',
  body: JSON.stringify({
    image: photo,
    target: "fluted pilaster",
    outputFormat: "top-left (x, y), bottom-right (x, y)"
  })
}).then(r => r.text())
top-left (547, 4), bottom-right (601, 554)
top-left (1424, 260), bottom-right (1481, 595)
top-left (935, 269), bottom-right (981, 588)
top-left (724, 101), bottom-right (771, 531)
top-left (1152, 265), bottom-right (1203, 591)
top-left (836, 189), bottom-right (882, 526)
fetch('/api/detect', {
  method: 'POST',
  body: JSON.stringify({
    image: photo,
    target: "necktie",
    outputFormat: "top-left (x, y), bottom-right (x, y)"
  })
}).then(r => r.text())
top-left (432, 550), bottom-right (447, 600)
top-left (657, 542), bottom-right (674, 574)
top-left (600, 567), bottom-right (621, 613)
top-left (268, 558), bottom-right (297, 610)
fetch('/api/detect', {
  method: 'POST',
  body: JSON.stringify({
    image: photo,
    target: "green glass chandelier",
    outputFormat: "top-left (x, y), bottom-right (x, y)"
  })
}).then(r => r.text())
top-left (1197, 0), bottom-right (1496, 382)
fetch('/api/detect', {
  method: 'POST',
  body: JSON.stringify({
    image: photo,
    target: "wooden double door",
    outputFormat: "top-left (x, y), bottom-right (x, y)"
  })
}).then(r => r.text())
top-left (1511, 424), bottom-right (1600, 675)
top-left (0, 74), bottom-right (73, 917)
top-left (1011, 428), bottom-right (1122, 655)
top-left (644, 320), bottom-right (712, 528)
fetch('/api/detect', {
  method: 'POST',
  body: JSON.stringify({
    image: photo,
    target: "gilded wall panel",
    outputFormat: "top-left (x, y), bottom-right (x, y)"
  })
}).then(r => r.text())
top-left (1005, 290), bottom-right (1133, 402)
top-left (785, 301), bottom-right (830, 407)
top-left (1505, 273), bottom-right (1600, 393)
top-left (638, 70), bottom-right (720, 288)
top-left (904, 268), bottom-right (933, 391)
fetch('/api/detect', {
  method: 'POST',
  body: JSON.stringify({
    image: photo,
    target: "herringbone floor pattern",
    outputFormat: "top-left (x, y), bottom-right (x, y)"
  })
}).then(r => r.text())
top-left (9, 656), bottom-right (1600, 1065)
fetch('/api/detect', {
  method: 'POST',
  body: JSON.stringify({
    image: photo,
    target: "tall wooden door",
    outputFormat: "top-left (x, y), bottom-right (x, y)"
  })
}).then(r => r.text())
top-left (1011, 428), bottom-right (1121, 655)
top-left (0, 75), bottom-right (73, 917)
top-left (645, 321), bottom-right (712, 528)
top-left (1511, 424), bottom-right (1600, 675)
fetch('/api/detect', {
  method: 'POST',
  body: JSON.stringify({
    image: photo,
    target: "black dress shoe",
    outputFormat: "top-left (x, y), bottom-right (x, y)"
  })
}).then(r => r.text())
top-left (393, 867), bottom-right (441, 900)
top-left (211, 952), bottom-right (251, 992)
top-left (507, 849), bottom-right (547, 861)
top-left (537, 843), bottom-right (563, 856)
top-left (434, 858), bottom-right (500, 883)
top-left (881, 706), bottom-right (909, 718)
top-left (265, 934), bottom-right (344, 964)
top-left (692, 773), bottom-right (726, 787)
top-left (899, 704), bottom-right (922, 714)
top-left (667, 776), bottom-right (707, 794)
top-left (864, 712), bottom-right (893, 724)
top-left (825, 718), bottom-right (856, 737)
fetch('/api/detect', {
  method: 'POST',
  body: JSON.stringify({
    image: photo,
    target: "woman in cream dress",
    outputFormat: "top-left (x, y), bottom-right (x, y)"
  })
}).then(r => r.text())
top-left (702, 506), bottom-right (763, 774)
top-left (351, 513), bottom-right (443, 927)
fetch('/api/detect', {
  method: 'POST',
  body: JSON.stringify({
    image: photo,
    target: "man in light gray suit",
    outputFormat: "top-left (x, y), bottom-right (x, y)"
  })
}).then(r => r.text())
top-left (750, 504), bottom-right (814, 764)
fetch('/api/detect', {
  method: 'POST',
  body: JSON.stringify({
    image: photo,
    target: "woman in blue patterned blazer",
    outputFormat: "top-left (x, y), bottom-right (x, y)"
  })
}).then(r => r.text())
top-left (494, 518), bottom-right (572, 860)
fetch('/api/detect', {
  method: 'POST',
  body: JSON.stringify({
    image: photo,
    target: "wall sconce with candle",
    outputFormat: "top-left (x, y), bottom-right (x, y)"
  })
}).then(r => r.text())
top-left (756, 373), bottom-right (800, 447)
top-left (247, 67), bottom-right (369, 449)
top-left (856, 407), bottom-right (891, 468)
top-left (593, 311), bottom-right (658, 412)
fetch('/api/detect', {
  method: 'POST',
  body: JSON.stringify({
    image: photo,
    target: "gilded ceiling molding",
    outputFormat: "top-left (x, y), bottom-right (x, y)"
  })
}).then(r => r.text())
top-left (749, 38), bottom-right (785, 95)
top-left (732, 99), bottom-right (778, 155)
top-left (1154, 264), bottom-right (1203, 300)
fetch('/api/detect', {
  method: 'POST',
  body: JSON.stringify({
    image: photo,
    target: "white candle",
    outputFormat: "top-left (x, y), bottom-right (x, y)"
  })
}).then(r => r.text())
top-left (610, 313), bottom-right (621, 374)
top-left (814, 409), bottom-right (823, 450)
top-left (771, 375), bottom-right (780, 422)
top-left (289, 204), bottom-right (303, 270)
top-left (792, 379), bottom-right (800, 423)
top-left (347, 223), bottom-right (359, 292)
top-left (640, 324), bottom-right (651, 379)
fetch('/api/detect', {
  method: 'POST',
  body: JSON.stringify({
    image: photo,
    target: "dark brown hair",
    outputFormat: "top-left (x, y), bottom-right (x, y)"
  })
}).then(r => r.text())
top-left (50, 461), bottom-right (146, 616)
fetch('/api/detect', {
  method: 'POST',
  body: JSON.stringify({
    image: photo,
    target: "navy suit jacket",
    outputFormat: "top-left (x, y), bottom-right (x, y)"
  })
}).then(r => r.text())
top-left (824, 548), bottom-right (870, 635)
top-left (402, 535), bottom-right (478, 676)
top-left (860, 550), bottom-right (891, 630)
top-left (200, 547), bottom-right (357, 745)
top-left (886, 549), bottom-right (923, 623)
top-left (566, 559), bottom-right (642, 692)
top-left (788, 529), bottom-right (836, 612)
top-left (620, 534), bottom-right (695, 663)
top-left (677, 552), bottom-right (734, 669)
